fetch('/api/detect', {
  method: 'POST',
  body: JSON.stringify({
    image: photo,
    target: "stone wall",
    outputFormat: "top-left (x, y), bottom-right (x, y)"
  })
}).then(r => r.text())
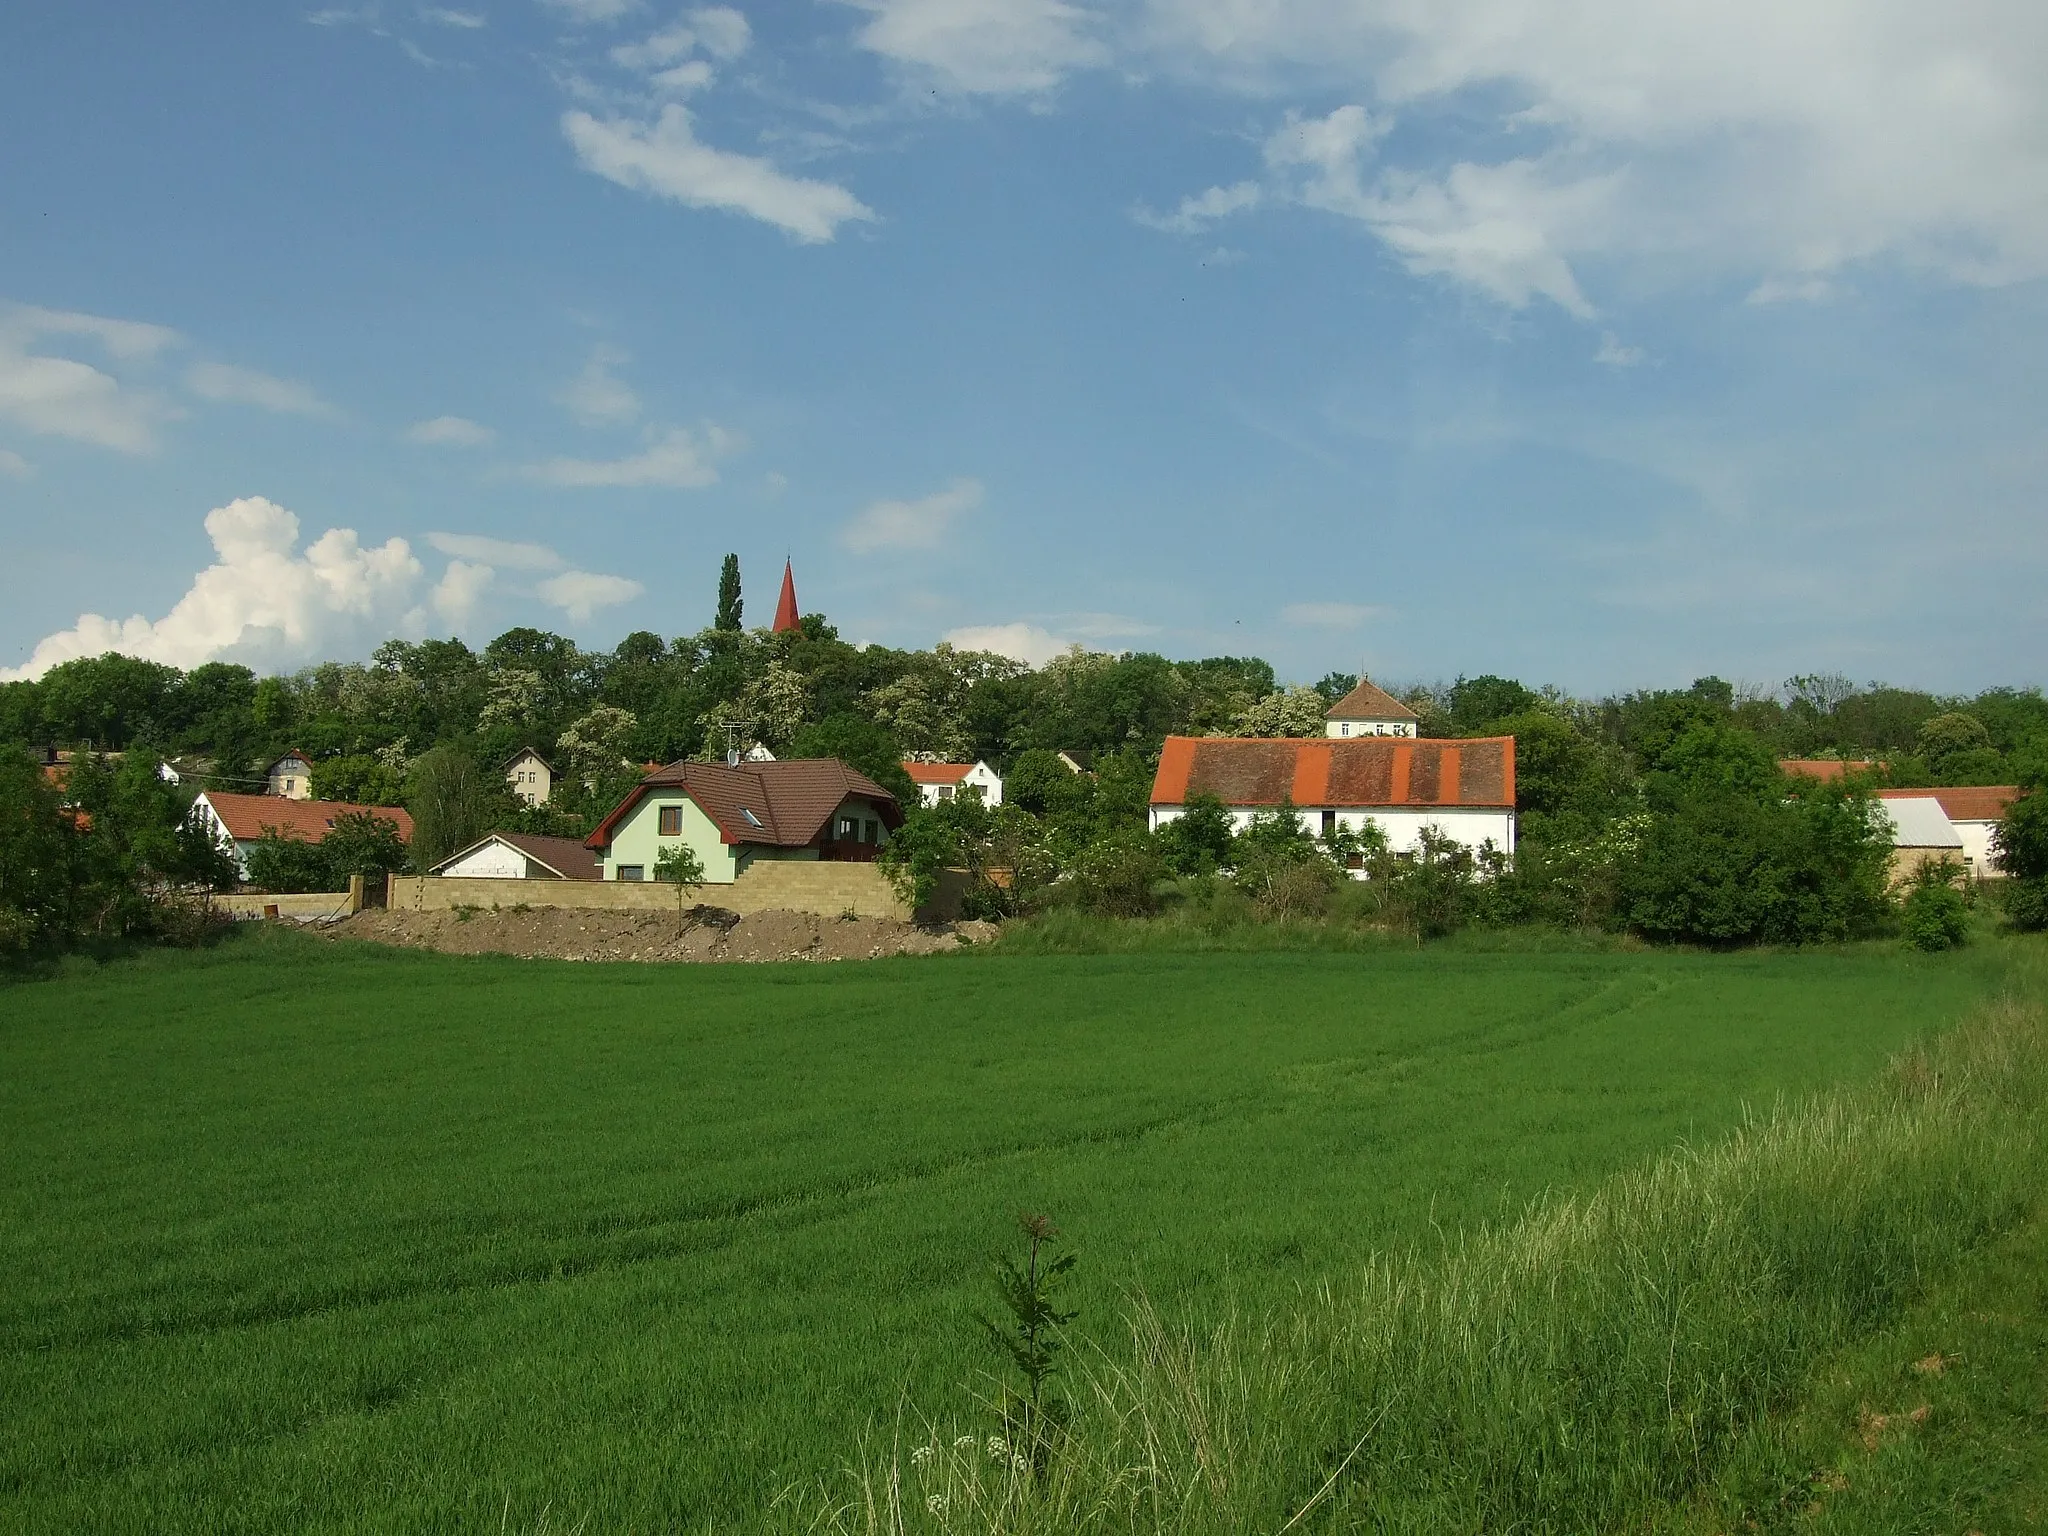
top-left (386, 861), bottom-right (924, 921)
top-left (213, 891), bottom-right (360, 922)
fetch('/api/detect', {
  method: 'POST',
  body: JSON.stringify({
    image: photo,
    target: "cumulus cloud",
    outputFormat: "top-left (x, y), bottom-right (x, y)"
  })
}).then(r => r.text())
top-left (426, 532), bottom-right (566, 570)
top-left (1280, 601), bottom-right (1384, 629)
top-left (563, 106), bottom-right (875, 243)
top-left (1138, 0), bottom-right (2048, 308)
top-left (432, 558), bottom-right (495, 622)
top-left (842, 478), bottom-right (983, 553)
top-left (186, 361), bottom-right (337, 417)
top-left (557, 344), bottom-right (640, 425)
top-left (525, 423), bottom-right (737, 487)
top-left (405, 413), bottom-right (495, 446)
top-left (844, 0), bottom-right (1106, 94)
top-left (538, 569), bottom-right (645, 621)
top-left (940, 622), bottom-right (1073, 667)
top-left (0, 306), bottom-right (180, 453)
top-left (611, 6), bottom-right (748, 69)
top-left (1132, 180), bottom-right (1262, 234)
top-left (0, 497), bottom-right (423, 681)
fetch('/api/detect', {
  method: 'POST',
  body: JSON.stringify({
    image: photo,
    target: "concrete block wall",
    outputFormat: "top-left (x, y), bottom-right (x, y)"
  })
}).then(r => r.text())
top-left (386, 862), bottom-right (917, 921)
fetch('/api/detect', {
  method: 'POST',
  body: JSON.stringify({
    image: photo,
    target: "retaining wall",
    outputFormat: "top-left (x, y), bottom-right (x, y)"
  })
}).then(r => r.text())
top-left (386, 861), bottom-right (926, 921)
top-left (214, 891), bottom-right (359, 923)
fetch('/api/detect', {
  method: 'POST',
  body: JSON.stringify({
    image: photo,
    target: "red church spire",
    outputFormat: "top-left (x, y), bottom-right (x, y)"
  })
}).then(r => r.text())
top-left (771, 558), bottom-right (800, 633)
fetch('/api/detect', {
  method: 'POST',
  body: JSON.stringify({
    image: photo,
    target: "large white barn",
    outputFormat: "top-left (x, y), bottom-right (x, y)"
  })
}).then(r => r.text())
top-left (1148, 734), bottom-right (1517, 861)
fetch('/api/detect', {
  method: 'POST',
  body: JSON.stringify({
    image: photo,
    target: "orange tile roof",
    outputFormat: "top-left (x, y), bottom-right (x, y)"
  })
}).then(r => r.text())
top-left (1878, 786), bottom-right (2022, 823)
top-left (200, 791), bottom-right (413, 843)
top-left (902, 761), bottom-right (977, 785)
top-left (1324, 679), bottom-right (1418, 720)
top-left (1780, 759), bottom-right (1879, 781)
top-left (1150, 735), bottom-right (1515, 809)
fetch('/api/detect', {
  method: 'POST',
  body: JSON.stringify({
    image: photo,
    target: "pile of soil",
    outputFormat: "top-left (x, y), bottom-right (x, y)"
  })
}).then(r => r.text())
top-left (327, 904), bottom-right (1000, 964)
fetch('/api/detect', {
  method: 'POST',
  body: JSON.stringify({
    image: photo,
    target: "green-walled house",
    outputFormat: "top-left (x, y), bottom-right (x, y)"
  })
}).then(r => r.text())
top-left (584, 758), bottom-right (903, 883)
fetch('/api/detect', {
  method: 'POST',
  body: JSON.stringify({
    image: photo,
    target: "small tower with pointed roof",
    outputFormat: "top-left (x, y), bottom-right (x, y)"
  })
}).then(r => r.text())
top-left (772, 559), bottom-right (801, 634)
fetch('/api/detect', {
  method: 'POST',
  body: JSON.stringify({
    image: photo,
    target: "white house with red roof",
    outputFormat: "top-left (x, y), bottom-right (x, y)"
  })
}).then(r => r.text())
top-left (901, 759), bottom-right (1003, 808)
top-left (1323, 679), bottom-right (1419, 739)
top-left (191, 791), bottom-right (414, 880)
top-left (1149, 734), bottom-right (1516, 863)
top-left (1877, 786), bottom-right (2022, 878)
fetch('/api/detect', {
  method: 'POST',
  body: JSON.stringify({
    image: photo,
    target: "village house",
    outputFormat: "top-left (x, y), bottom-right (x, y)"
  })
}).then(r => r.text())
top-left (264, 750), bottom-right (315, 799)
top-left (902, 759), bottom-right (1004, 808)
top-left (1148, 734), bottom-right (1516, 863)
top-left (504, 747), bottom-right (554, 807)
top-left (1871, 794), bottom-right (1967, 885)
top-left (1878, 787), bottom-right (2019, 879)
top-left (1323, 679), bottom-right (1419, 739)
top-left (190, 791), bottom-right (414, 880)
top-left (584, 758), bottom-right (902, 883)
top-left (431, 831), bottom-right (599, 881)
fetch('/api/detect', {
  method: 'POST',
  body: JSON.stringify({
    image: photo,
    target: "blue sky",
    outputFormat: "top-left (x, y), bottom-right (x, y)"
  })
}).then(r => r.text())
top-left (3, 0), bottom-right (2044, 692)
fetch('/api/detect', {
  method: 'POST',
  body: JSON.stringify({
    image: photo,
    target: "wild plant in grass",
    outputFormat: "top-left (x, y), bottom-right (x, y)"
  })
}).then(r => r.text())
top-left (980, 1213), bottom-right (1076, 1480)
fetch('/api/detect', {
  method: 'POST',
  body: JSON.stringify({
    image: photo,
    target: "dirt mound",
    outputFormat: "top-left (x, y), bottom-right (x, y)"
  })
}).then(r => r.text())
top-left (327, 905), bottom-right (998, 964)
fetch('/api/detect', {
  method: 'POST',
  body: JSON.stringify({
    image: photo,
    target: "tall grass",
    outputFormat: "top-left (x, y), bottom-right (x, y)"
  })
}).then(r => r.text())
top-left (787, 990), bottom-right (2048, 1535)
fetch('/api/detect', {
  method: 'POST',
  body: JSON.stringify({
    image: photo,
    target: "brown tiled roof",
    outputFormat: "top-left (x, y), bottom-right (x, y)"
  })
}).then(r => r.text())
top-left (903, 761), bottom-right (976, 785)
top-left (1879, 786), bottom-right (2022, 823)
top-left (1150, 735), bottom-right (1514, 809)
top-left (199, 791), bottom-right (413, 843)
top-left (1781, 759), bottom-right (1880, 781)
top-left (501, 746), bottom-right (553, 771)
top-left (433, 831), bottom-right (598, 879)
top-left (1323, 679), bottom-right (1418, 721)
top-left (586, 758), bottom-right (903, 850)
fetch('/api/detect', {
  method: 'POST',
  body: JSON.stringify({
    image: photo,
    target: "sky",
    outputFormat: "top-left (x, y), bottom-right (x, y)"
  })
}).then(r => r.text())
top-left (2, 0), bottom-right (2045, 694)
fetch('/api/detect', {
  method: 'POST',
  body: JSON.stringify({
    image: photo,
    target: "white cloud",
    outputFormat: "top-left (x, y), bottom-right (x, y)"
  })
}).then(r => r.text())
top-left (941, 622), bottom-right (1072, 667)
top-left (541, 0), bottom-right (636, 23)
top-left (1141, 0), bottom-right (2048, 306)
top-left (6, 304), bottom-right (179, 360)
top-left (689, 5), bottom-right (750, 59)
top-left (1748, 275), bottom-right (1837, 306)
top-left (557, 344), bottom-right (640, 425)
top-left (525, 423), bottom-right (737, 487)
top-left (0, 496), bottom-right (422, 681)
top-left (432, 558), bottom-right (495, 622)
top-left (0, 306), bottom-right (181, 453)
top-left (842, 477), bottom-right (983, 553)
top-left (563, 106), bottom-right (875, 243)
top-left (1594, 332), bottom-right (1645, 367)
top-left (186, 361), bottom-right (337, 417)
top-left (1280, 601), bottom-right (1383, 629)
top-left (538, 569), bottom-right (645, 620)
top-left (1133, 180), bottom-right (1262, 234)
top-left (0, 448), bottom-right (29, 478)
top-left (844, 0), bottom-right (1106, 94)
top-left (426, 531), bottom-right (565, 570)
top-left (405, 413), bottom-right (496, 446)
top-left (420, 6), bottom-right (486, 25)
top-left (652, 59), bottom-right (714, 93)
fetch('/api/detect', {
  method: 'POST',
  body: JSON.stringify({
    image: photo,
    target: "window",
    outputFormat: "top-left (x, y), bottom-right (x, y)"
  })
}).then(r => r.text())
top-left (658, 805), bottom-right (683, 836)
top-left (1321, 810), bottom-right (1336, 836)
top-left (616, 865), bottom-right (644, 882)
top-left (742, 807), bottom-right (763, 828)
top-left (936, 784), bottom-right (954, 800)
top-left (839, 816), bottom-right (857, 839)
top-left (1339, 723), bottom-right (1350, 737)
top-left (865, 819), bottom-right (880, 843)
top-left (284, 779), bottom-right (295, 793)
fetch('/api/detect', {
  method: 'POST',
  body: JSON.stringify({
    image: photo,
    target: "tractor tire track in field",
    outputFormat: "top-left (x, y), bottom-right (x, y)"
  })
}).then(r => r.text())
top-left (7, 972), bottom-right (1666, 1357)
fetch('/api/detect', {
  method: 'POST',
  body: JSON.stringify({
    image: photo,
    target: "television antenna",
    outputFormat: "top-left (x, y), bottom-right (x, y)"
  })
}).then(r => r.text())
top-left (717, 719), bottom-right (756, 767)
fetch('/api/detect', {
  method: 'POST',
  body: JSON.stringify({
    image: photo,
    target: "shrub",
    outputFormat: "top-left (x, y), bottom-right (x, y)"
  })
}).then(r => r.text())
top-left (1900, 859), bottom-right (1969, 951)
top-left (1068, 838), bottom-right (1166, 918)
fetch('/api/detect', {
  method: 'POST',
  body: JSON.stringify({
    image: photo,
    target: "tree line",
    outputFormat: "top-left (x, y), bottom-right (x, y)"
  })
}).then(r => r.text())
top-left (3, 559), bottom-right (2046, 951)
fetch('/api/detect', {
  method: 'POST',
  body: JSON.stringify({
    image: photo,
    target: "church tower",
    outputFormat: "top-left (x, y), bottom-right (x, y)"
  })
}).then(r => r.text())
top-left (771, 559), bottom-right (800, 634)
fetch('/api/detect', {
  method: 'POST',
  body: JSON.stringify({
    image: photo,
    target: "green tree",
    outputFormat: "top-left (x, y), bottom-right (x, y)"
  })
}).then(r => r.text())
top-left (1156, 792), bottom-right (1234, 876)
top-left (1448, 674), bottom-right (1538, 733)
top-left (1992, 785), bottom-right (2048, 931)
top-left (64, 750), bottom-right (236, 931)
top-left (243, 830), bottom-right (337, 894)
top-left (653, 842), bottom-right (708, 929)
top-left (1232, 686), bottom-right (1329, 737)
top-left (1900, 859), bottom-right (1970, 951)
top-left (405, 745), bottom-right (502, 871)
top-left (308, 754), bottom-right (404, 806)
top-left (321, 811), bottom-right (409, 884)
top-left (715, 553), bottom-right (743, 632)
top-left (0, 747), bottom-right (79, 953)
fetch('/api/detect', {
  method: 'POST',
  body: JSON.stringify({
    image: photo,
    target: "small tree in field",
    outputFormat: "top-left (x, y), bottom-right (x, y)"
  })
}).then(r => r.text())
top-left (653, 842), bottom-right (706, 930)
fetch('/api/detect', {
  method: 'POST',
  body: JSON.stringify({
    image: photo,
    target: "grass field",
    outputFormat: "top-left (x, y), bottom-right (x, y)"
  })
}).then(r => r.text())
top-left (0, 930), bottom-right (2024, 1531)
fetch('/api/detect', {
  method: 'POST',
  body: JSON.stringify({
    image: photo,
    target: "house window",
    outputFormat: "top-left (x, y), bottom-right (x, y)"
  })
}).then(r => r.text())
top-left (284, 779), bottom-right (294, 793)
top-left (616, 865), bottom-right (644, 882)
top-left (936, 784), bottom-right (954, 799)
top-left (658, 805), bottom-right (684, 836)
top-left (1321, 810), bottom-right (1336, 836)
top-left (839, 815), bottom-right (857, 839)
top-left (865, 819), bottom-right (879, 843)
top-left (1339, 723), bottom-right (1350, 737)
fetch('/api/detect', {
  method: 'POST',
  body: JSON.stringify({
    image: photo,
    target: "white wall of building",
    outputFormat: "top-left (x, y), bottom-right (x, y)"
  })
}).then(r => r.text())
top-left (439, 839), bottom-right (533, 878)
top-left (1151, 803), bottom-right (1514, 858)
top-left (1323, 720), bottom-right (1417, 739)
top-left (506, 752), bottom-right (553, 807)
top-left (916, 761), bottom-right (1004, 809)
top-left (1952, 820), bottom-right (2002, 877)
top-left (267, 755), bottom-right (313, 799)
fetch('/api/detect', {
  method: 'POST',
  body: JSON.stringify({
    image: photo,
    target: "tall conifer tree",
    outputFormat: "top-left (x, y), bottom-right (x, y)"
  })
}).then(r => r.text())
top-left (715, 554), bottom-right (743, 631)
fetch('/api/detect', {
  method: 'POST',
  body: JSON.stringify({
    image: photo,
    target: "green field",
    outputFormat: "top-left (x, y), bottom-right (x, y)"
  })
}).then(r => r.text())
top-left (0, 932), bottom-right (2018, 1531)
